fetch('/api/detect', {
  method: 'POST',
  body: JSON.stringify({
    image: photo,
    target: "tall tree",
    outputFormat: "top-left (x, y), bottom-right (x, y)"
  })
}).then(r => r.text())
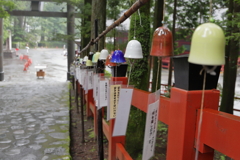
top-left (0, 0), bottom-right (15, 18)
top-left (151, 0), bottom-right (164, 92)
top-left (220, 0), bottom-right (240, 114)
top-left (126, 1), bottom-right (151, 158)
top-left (80, 0), bottom-right (91, 57)
top-left (106, 0), bottom-right (121, 51)
top-left (90, 0), bottom-right (106, 52)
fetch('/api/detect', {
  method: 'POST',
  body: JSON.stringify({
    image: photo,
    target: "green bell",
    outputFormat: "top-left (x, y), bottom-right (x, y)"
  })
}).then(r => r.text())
top-left (188, 23), bottom-right (225, 65)
top-left (92, 52), bottom-right (100, 63)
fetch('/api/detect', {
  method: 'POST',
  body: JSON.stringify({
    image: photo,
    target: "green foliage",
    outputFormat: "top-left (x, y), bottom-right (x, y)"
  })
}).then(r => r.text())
top-left (77, 2), bottom-right (91, 39)
top-left (0, 0), bottom-right (15, 18)
top-left (126, 107), bottom-right (146, 158)
top-left (220, 155), bottom-right (226, 160)
top-left (165, 0), bottom-right (227, 55)
top-left (104, 69), bottom-right (112, 77)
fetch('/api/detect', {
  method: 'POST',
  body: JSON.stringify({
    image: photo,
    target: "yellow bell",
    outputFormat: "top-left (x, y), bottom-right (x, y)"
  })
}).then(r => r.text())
top-left (86, 60), bottom-right (93, 66)
top-left (188, 23), bottom-right (225, 65)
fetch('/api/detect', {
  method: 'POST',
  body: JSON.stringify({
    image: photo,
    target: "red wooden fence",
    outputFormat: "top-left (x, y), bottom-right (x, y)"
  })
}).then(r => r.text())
top-left (76, 77), bottom-right (240, 160)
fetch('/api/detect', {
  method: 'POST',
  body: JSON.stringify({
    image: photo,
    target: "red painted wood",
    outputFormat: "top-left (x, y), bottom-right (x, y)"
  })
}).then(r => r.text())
top-left (89, 101), bottom-right (97, 136)
top-left (131, 88), bottom-right (150, 113)
top-left (108, 119), bottom-right (126, 160)
top-left (116, 143), bottom-right (133, 160)
top-left (102, 119), bottom-right (110, 141)
top-left (159, 97), bottom-right (170, 125)
top-left (111, 77), bottom-right (128, 85)
top-left (77, 82), bottom-right (81, 94)
top-left (166, 88), bottom-right (219, 160)
top-left (86, 89), bottom-right (93, 117)
top-left (196, 108), bottom-right (240, 159)
top-left (82, 74), bottom-right (240, 160)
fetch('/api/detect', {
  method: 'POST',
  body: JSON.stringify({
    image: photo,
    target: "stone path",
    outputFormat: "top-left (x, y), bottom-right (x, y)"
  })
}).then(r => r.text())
top-left (0, 48), bottom-right (70, 160)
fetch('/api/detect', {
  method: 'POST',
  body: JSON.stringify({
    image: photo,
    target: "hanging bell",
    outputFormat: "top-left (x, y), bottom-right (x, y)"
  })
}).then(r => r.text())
top-left (150, 26), bottom-right (173, 57)
top-left (80, 58), bottom-right (83, 64)
top-left (105, 54), bottom-right (116, 67)
top-left (92, 54), bottom-right (95, 62)
top-left (124, 40), bottom-right (143, 59)
top-left (92, 52), bottom-right (100, 63)
top-left (83, 56), bottom-right (88, 62)
top-left (99, 49), bottom-right (109, 60)
top-left (110, 50), bottom-right (126, 63)
top-left (188, 23), bottom-right (225, 65)
top-left (86, 60), bottom-right (93, 66)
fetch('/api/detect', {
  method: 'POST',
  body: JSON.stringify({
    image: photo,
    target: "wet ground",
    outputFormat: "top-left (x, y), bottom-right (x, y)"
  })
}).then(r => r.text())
top-left (0, 48), bottom-right (70, 160)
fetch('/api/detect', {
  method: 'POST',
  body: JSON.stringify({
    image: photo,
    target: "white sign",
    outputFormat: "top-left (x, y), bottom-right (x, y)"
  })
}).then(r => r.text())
top-left (98, 80), bottom-right (109, 109)
top-left (93, 74), bottom-right (97, 100)
top-left (78, 68), bottom-right (81, 82)
top-left (112, 88), bottom-right (133, 137)
top-left (88, 71), bottom-right (93, 90)
top-left (93, 74), bottom-right (99, 104)
top-left (75, 68), bottom-right (78, 80)
top-left (82, 70), bottom-right (87, 90)
top-left (84, 71), bottom-right (88, 93)
top-left (142, 100), bottom-right (159, 160)
top-left (80, 69), bottom-right (85, 85)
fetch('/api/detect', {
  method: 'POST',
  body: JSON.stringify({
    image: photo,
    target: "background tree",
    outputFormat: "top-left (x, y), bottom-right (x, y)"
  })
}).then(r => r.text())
top-left (220, 0), bottom-right (240, 114)
top-left (79, 0), bottom-right (91, 57)
top-left (0, 0), bottom-right (15, 18)
top-left (90, 0), bottom-right (106, 52)
top-left (151, 0), bottom-right (164, 93)
top-left (126, 1), bottom-right (151, 158)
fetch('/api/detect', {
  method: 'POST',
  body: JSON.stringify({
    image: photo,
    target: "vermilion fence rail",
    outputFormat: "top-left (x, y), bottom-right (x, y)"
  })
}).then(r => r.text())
top-left (75, 77), bottom-right (240, 160)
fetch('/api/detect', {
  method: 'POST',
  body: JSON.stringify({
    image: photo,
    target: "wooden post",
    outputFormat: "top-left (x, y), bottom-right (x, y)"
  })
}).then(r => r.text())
top-left (166, 88), bottom-right (219, 160)
top-left (79, 83), bottom-right (85, 143)
top-left (76, 80), bottom-right (79, 113)
top-left (108, 77), bottom-right (128, 160)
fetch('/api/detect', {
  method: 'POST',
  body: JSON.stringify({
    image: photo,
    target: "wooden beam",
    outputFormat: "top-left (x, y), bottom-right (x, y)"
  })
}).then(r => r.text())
top-left (197, 108), bottom-right (240, 159)
top-left (8, 10), bottom-right (67, 17)
top-left (7, 10), bottom-right (80, 18)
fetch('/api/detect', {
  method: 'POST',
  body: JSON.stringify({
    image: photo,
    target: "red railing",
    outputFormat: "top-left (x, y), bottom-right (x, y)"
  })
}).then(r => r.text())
top-left (76, 77), bottom-right (240, 160)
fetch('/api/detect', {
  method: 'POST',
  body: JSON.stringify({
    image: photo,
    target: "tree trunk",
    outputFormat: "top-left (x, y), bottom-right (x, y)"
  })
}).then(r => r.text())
top-left (151, 0), bottom-right (164, 92)
top-left (81, 0), bottom-right (92, 57)
top-left (91, 0), bottom-right (106, 52)
top-left (126, 2), bottom-right (151, 158)
top-left (40, 26), bottom-right (45, 41)
top-left (13, 17), bottom-right (25, 41)
top-left (220, 0), bottom-right (240, 114)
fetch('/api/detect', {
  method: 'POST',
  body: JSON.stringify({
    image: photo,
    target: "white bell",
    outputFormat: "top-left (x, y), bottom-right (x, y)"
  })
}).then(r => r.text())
top-left (99, 49), bottom-right (109, 60)
top-left (83, 56), bottom-right (88, 62)
top-left (124, 40), bottom-right (143, 59)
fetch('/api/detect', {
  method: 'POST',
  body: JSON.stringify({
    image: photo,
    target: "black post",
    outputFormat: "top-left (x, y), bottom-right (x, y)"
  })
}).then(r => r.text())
top-left (95, 19), bottom-right (104, 160)
top-left (67, 3), bottom-right (75, 80)
top-left (76, 80), bottom-right (79, 114)
top-left (69, 88), bottom-right (72, 110)
top-left (80, 85), bottom-right (85, 143)
top-left (0, 18), bottom-right (4, 81)
top-left (95, 19), bottom-right (98, 52)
